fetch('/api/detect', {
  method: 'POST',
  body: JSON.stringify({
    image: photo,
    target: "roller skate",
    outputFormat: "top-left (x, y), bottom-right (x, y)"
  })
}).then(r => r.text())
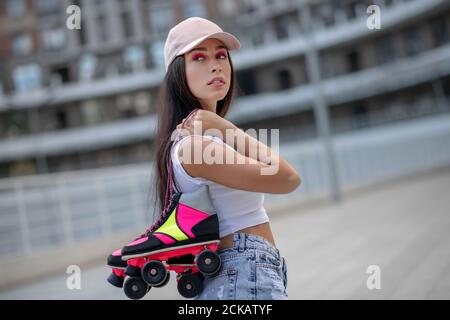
top-left (122, 254), bottom-right (208, 300)
top-left (121, 184), bottom-right (222, 299)
top-left (106, 230), bottom-right (152, 288)
top-left (107, 245), bottom-right (206, 299)
top-left (106, 247), bottom-right (128, 288)
top-left (106, 238), bottom-right (198, 290)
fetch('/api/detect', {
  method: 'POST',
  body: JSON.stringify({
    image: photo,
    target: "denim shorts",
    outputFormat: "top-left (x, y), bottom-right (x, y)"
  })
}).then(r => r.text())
top-left (194, 233), bottom-right (288, 300)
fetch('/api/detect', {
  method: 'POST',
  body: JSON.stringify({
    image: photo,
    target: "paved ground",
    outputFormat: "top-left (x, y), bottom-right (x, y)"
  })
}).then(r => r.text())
top-left (1, 167), bottom-right (449, 300)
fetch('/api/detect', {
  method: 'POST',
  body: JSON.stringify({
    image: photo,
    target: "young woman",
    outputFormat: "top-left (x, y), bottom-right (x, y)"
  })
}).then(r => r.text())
top-left (153, 17), bottom-right (301, 300)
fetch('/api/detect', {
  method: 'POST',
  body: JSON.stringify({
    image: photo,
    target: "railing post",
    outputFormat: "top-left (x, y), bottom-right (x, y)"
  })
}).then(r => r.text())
top-left (95, 177), bottom-right (112, 237)
top-left (300, 1), bottom-right (341, 203)
top-left (14, 180), bottom-right (32, 255)
top-left (128, 174), bottom-right (146, 227)
top-left (58, 176), bottom-right (75, 245)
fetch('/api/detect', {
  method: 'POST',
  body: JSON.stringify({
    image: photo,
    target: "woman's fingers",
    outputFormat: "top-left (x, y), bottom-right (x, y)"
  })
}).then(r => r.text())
top-left (176, 122), bottom-right (192, 135)
top-left (177, 110), bottom-right (202, 135)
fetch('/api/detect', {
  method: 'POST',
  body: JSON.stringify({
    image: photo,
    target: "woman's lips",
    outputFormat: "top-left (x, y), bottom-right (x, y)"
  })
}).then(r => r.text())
top-left (208, 81), bottom-right (225, 88)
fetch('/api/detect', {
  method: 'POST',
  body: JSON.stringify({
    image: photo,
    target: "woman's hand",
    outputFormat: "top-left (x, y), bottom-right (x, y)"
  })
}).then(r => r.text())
top-left (176, 109), bottom-right (235, 139)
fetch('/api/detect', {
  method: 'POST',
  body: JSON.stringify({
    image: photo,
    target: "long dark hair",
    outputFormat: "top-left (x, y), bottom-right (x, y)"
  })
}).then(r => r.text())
top-left (150, 51), bottom-right (237, 222)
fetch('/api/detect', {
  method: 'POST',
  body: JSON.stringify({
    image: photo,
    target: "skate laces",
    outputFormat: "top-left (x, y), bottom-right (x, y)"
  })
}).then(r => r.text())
top-left (140, 108), bottom-right (200, 237)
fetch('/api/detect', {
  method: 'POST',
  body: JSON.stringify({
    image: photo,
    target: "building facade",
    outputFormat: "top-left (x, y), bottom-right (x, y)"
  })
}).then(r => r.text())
top-left (0, 0), bottom-right (449, 178)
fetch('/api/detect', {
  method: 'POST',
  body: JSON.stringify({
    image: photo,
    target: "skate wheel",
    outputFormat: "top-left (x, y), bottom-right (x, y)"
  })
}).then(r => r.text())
top-left (107, 272), bottom-right (124, 288)
top-left (197, 272), bottom-right (205, 282)
top-left (196, 250), bottom-right (221, 276)
top-left (123, 277), bottom-right (149, 300)
top-left (141, 260), bottom-right (168, 286)
top-left (177, 273), bottom-right (203, 299)
top-left (124, 264), bottom-right (141, 278)
top-left (154, 271), bottom-right (170, 288)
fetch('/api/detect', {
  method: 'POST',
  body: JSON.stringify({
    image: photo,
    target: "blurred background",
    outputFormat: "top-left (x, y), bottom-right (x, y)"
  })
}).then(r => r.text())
top-left (0, 0), bottom-right (450, 299)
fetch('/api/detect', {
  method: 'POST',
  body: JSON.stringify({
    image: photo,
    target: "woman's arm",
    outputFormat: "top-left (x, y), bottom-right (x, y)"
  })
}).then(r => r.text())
top-left (177, 114), bottom-right (301, 194)
top-left (179, 109), bottom-right (294, 165)
top-left (222, 121), bottom-right (280, 165)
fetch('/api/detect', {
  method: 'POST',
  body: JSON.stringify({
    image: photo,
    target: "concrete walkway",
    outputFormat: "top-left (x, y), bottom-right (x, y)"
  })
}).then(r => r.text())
top-left (1, 167), bottom-right (449, 300)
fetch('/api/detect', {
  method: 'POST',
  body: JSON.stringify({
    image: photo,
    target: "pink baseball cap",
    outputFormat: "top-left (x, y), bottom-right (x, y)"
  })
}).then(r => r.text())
top-left (163, 17), bottom-right (241, 71)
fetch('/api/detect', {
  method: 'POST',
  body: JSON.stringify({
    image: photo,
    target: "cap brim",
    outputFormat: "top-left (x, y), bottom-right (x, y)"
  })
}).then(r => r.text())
top-left (177, 32), bottom-right (241, 56)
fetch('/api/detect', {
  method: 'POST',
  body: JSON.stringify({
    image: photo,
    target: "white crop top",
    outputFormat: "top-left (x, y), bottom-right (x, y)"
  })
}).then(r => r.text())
top-left (171, 134), bottom-right (269, 238)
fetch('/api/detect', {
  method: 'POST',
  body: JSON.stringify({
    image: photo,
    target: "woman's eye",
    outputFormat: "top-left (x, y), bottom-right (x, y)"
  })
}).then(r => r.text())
top-left (193, 55), bottom-right (205, 61)
top-left (193, 53), bottom-right (227, 61)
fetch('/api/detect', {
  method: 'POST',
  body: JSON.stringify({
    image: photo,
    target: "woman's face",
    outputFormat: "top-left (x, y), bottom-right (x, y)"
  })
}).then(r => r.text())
top-left (184, 38), bottom-right (231, 112)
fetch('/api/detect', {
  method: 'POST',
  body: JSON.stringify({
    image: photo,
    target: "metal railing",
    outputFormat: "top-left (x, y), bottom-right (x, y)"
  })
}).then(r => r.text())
top-left (1, 113), bottom-right (450, 258)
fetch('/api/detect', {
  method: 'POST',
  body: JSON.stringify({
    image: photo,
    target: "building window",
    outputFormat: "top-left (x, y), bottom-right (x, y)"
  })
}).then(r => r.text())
top-left (117, 94), bottom-right (135, 118)
top-left (37, 0), bottom-right (59, 14)
top-left (277, 69), bottom-right (293, 90)
top-left (134, 92), bottom-right (151, 115)
top-left (55, 110), bottom-right (68, 129)
top-left (384, 0), bottom-right (394, 7)
top-left (243, 0), bottom-right (258, 14)
top-left (149, 4), bottom-right (173, 35)
top-left (42, 28), bottom-right (66, 51)
top-left (315, 3), bottom-right (335, 28)
top-left (78, 54), bottom-right (98, 81)
top-left (321, 53), bottom-right (336, 78)
top-left (218, 0), bottom-right (237, 16)
top-left (124, 46), bottom-right (146, 72)
top-left (150, 40), bottom-right (165, 69)
top-left (81, 100), bottom-right (104, 125)
top-left (346, 50), bottom-right (360, 72)
top-left (250, 25), bottom-right (265, 47)
top-left (140, 0), bottom-right (151, 34)
top-left (403, 26), bottom-right (423, 56)
top-left (344, 1), bottom-right (358, 20)
top-left (6, 0), bottom-right (25, 17)
top-left (376, 35), bottom-right (395, 64)
top-left (273, 16), bottom-right (290, 40)
top-left (430, 17), bottom-right (449, 48)
top-left (236, 70), bottom-right (257, 95)
top-left (50, 66), bottom-right (70, 87)
top-left (97, 15), bottom-right (109, 42)
top-left (118, 0), bottom-right (128, 8)
top-left (1, 110), bottom-right (28, 138)
top-left (9, 160), bottom-right (36, 176)
top-left (121, 11), bottom-right (133, 38)
top-left (182, 0), bottom-right (206, 18)
top-left (77, 10), bottom-right (87, 46)
top-left (12, 64), bottom-right (42, 93)
top-left (351, 104), bottom-right (369, 129)
top-left (105, 63), bottom-right (119, 78)
top-left (12, 33), bottom-right (33, 56)
top-left (94, 0), bottom-right (104, 8)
